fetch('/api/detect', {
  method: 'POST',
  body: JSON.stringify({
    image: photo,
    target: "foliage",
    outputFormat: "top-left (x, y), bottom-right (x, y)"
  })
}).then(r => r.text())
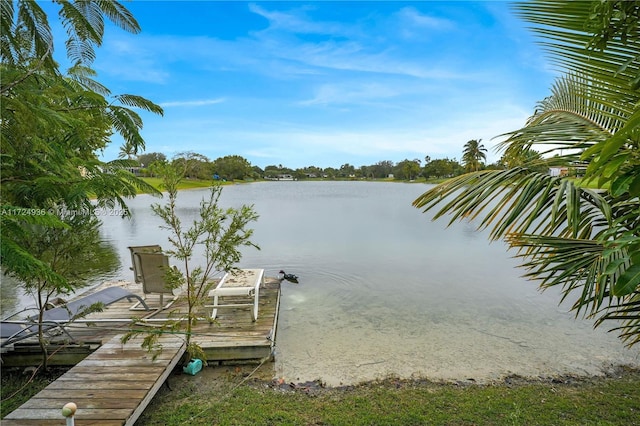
top-left (0, 0), bottom-right (162, 368)
top-left (137, 152), bottom-right (167, 169)
top-left (171, 151), bottom-right (213, 180)
top-left (213, 155), bottom-right (254, 180)
top-left (499, 148), bottom-right (549, 174)
top-left (462, 139), bottom-right (487, 172)
top-left (414, 0), bottom-right (640, 345)
top-left (122, 162), bottom-right (259, 361)
top-left (358, 160), bottom-right (395, 179)
top-left (264, 164), bottom-right (295, 179)
top-left (394, 159), bottom-right (421, 180)
top-left (422, 157), bottom-right (463, 179)
top-left (339, 163), bottom-right (356, 177)
top-left (1, 0), bottom-right (140, 72)
top-left (1, 367), bottom-right (69, 418)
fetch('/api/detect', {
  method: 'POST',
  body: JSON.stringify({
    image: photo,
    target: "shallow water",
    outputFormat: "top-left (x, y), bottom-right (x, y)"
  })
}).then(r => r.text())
top-left (4, 181), bottom-right (639, 384)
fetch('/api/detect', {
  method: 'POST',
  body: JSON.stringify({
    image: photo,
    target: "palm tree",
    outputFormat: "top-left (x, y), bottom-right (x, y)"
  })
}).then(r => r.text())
top-left (414, 1), bottom-right (640, 346)
top-left (462, 139), bottom-right (487, 172)
top-left (118, 141), bottom-right (138, 160)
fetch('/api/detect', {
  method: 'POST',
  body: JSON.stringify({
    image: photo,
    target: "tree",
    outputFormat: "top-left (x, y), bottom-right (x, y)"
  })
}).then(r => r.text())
top-left (118, 141), bottom-right (139, 160)
top-left (172, 151), bottom-right (211, 180)
top-left (123, 162), bottom-right (260, 362)
top-left (394, 159), bottom-right (421, 181)
top-left (9, 213), bottom-right (119, 369)
top-left (414, 1), bottom-right (640, 346)
top-left (462, 139), bottom-right (487, 172)
top-left (422, 158), bottom-right (462, 179)
top-left (1, 1), bottom-right (140, 80)
top-left (298, 165), bottom-right (324, 179)
top-left (138, 152), bottom-right (167, 176)
top-left (499, 148), bottom-right (548, 174)
top-left (213, 155), bottom-right (253, 180)
top-left (138, 152), bottom-right (167, 168)
top-left (339, 163), bottom-right (356, 178)
top-left (370, 160), bottom-right (394, 179)
top-left (1, 0), bottom-right (162, 367)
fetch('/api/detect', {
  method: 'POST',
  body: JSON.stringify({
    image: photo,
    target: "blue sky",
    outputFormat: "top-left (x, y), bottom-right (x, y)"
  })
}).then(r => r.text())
top-left (48, 1), bottom-right (556, 169)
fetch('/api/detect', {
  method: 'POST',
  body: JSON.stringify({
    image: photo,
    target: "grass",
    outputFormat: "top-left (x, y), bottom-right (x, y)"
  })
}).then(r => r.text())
top-left (138, 177), bottom-right (229, 193)
top-left (135, 367), bottom-right (640, 425)
top-left (2, 365), bottom-right (639, 425)
top-left (1, 367), bottom-right (68, 418)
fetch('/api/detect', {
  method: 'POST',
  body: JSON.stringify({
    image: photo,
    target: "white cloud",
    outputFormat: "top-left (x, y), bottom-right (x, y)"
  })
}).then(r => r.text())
top-left (299, 82), bottom-right (400, 106)
top-left (395, 7), bottom-right (454, 31)
top-left (248, 3), bottom-right (358, 37)
top-left (159, 98), bottom-right (226, 108)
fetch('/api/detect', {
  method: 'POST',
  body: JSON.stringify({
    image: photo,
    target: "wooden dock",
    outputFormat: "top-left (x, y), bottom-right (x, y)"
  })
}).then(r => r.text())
top-left (1, 278), bottom-right (281, 366)
top-left (3, 334), bottom-right (185, 425)
top-left (1, 278), bottom-right (281, 424)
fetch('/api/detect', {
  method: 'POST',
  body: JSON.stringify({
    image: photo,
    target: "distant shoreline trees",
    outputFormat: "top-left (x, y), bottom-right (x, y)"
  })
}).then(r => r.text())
top-left (132, 149), bottom-right (515, 182)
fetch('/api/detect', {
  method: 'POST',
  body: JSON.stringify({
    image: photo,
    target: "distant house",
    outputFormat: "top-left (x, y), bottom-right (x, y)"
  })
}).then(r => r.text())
top-left (549, 162), bottom-right (587, 178)
top-left (549, 166), bottom-right (568, 177)
top-left (126, 167), bottom-right (143, 176)
top-left (265, 174), bottom-right (295, 181)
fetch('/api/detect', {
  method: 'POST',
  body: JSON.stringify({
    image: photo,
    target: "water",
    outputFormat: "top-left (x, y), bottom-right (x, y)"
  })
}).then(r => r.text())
top-left (3, 181), bottom-right (639, 384)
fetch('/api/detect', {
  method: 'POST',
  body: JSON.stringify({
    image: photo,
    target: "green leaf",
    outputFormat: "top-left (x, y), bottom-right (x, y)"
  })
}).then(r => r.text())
top-left (610, 173), bottom-right (634, 196)
top-left (628, 172), bottom-right (640, 197)
top-left (602, 153), bottom-right (629, 178)
top-left (613, 264), bottom-right (640, 297)
top-left (604, 258), bottom-right (626, 275)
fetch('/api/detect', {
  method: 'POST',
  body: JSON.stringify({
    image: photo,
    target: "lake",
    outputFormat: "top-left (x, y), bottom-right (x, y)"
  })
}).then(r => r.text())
top-left (4, 181), bottom-right (639, 384)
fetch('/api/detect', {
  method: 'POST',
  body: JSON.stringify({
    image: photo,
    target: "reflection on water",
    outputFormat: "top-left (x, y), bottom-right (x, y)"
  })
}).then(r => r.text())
top-left (1, 232), bottom-right (120, 316)
top-left (3, 181), bottom-right (638, 383)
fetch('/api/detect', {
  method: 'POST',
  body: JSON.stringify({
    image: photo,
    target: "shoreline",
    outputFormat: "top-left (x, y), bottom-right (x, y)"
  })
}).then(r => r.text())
top-left (173, 361), bottom-right (640, 392)
top-left (137, 363), bottom-right (640, 424)
top-left (3, 362), bottom-right (639, 421)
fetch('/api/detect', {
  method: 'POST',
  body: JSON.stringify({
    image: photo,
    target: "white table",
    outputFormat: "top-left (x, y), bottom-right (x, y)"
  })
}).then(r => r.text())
top-left (208, 269), bottom-right (263, 322)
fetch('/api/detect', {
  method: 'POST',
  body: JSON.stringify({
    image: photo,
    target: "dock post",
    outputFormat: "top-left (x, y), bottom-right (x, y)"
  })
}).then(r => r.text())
top-left (62, 402), bottom-right (77, 426)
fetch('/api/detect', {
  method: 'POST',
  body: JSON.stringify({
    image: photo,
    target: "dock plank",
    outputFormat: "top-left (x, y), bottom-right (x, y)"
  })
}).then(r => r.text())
top-left (18, 397), bottom-right (141, 410)
top-left (36, 389), bottom-right (148, 400)
top-left (2, 421), bottom-right (123, 426)
top-left (3, 408), bottom-right (133, 419)
top-left (4, 333), bottom-right (185, 425)
top-left (45, 380), bottom-right (155, 390)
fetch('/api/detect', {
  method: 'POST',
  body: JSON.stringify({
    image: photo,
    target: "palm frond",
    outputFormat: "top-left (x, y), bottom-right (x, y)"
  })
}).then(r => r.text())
top-left (58, 0), bottom-right (100, 64)
top-left (497, 73), bottom-right (624, 160)
top-left (54, 0), bottom-right (140, 65)
top-left (507, 232), bottom-right (640, 346)
top-left (94, 0), bottom-right (140, 34)
top-left (413, 168), bottom-right (608, 241)
top-left (515, 1), bottom-right (640, 89)
top-left (514, 0), bottom-right (640, 194)
top-left (15, 0), bottom-right (56, 70)
top-left (0, 0), bottom-right (16, 63)
top-left (596, 293), bottom-right (640, 347)
top-left (113, 94), bottom-right (164, 115)
top-left (66, 64), bottom-right (111, 96)
top-left (106, 105), bottom-right (145, 150)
